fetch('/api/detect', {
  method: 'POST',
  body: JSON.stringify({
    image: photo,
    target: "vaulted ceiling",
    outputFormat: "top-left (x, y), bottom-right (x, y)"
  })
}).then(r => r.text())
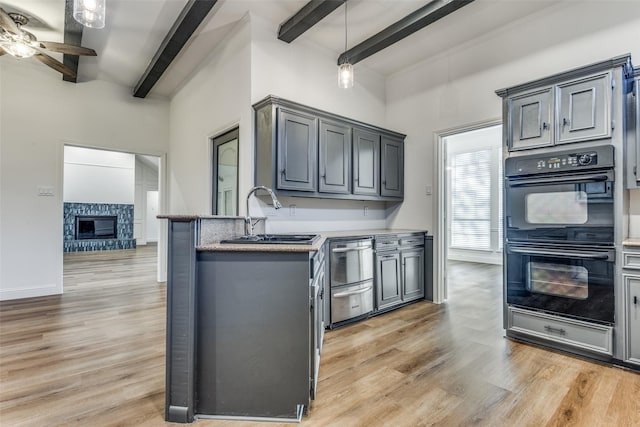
top-left (0, 0), bottom-right (560, 98)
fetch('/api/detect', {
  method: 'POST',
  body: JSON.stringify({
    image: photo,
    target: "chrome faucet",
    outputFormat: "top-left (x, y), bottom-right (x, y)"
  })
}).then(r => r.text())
top-left (245, 186), bottom-right (282, 236)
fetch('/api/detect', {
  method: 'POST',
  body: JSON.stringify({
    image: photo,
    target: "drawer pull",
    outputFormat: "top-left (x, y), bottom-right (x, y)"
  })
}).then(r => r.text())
top-left (544, 325), bottom-right (566, 335)
top-left (634, 296), bottom-right (638, 305)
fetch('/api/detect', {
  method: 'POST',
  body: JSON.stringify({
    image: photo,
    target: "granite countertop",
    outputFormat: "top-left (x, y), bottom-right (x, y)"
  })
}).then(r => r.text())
top-left (197, 229), bottom-right (428, 253)
top-left (623, 238), bottom-right (640, 247)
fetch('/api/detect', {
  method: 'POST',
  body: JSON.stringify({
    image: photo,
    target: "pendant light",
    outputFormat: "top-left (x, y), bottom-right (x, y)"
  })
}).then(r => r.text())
top-left (338, 0), bottom-right (354, 89)
top-left (73, 0), bottom-right (106, 29)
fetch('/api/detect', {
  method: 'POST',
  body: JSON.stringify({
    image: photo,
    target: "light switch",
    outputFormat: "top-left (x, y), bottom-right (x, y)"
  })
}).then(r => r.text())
top-left (38, 186), bottom-right (54, 196)
top-left (425, 186), bottom-right (432, 195)
top-left (289, 204), bottom-right (296, 216)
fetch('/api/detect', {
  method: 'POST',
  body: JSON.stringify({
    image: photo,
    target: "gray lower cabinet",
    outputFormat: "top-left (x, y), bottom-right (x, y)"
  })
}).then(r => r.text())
top-left (375, 234), bottom-right (425, 311)
top-left (381, 136), bottom-right (404, 198)
top-left (376, 252), bottom-right (402, 310)
top-left (353, 127), bottom-right (380, 196)
top-left (277, 108), bottom-right (317, 192)
top-left (319, 120), bottom-right (351, 194)
top-left (401, 247), bottom-right (424, 302)
top-left (624, 275), bottom-right (640, 365)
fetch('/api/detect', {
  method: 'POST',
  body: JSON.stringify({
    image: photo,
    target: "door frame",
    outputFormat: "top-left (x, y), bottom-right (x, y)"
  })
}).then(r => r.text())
top-left (434, 118), bottom-right (501, 302)
top-left (60, 141), bottom-right (168, 283)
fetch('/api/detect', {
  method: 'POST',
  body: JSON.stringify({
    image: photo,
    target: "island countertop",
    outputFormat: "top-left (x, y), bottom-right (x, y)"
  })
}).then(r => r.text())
top-left (197, 229), bottom-right (428, 253)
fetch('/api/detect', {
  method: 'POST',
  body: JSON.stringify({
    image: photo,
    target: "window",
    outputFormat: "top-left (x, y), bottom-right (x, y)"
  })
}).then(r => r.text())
top-left (445, 125), bottom-right (503, 256)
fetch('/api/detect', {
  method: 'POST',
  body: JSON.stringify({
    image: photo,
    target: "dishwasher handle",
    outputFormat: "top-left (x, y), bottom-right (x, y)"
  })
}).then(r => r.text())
top-left (333, 286), bottom-right (373, 298)
top-left (332, 245), bottom-right (372, 253)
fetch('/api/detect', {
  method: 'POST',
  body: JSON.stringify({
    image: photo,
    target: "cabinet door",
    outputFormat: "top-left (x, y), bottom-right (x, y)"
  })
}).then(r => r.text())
top-left (376, 252), bottom-right (401, 309)
top-left (277, 109), bottom-right (317, 192)
top-left (625, 275), bottom-right (640, 364)
top-left (319, 120), bottom-right (351, 194)
top-left (381, 136), bottom-right (404, 198)
top-left (509, 88), bottom-right (553, 151)
top-left (556, 73), bottom-right (611, 144)
top-left (401, 248), bottom-right (424, 302)
top-left (353, 128), bottom-right (380, 196)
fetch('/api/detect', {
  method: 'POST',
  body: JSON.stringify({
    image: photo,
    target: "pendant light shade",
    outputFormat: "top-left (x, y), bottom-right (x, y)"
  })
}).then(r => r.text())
top-left (338, 62), bottom-right (354, 89)
top-left (73, 0), bottom-right (106, 29)
top-left (338, 1), bottom-right (353, 89)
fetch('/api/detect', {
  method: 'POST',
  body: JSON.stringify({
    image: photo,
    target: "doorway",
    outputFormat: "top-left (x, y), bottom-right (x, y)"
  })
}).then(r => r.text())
top-left (436, 122), bottom-right (503, 302)
top-left (62, 145), bottom-right (165, 288)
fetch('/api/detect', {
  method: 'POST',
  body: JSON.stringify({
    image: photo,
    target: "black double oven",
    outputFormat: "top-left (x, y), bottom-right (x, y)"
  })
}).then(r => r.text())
top-left (505, 145), bottom-right (615, 325)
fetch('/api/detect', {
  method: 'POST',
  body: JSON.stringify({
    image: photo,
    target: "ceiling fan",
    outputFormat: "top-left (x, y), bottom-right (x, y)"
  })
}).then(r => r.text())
top-left (0, 7), bottom-right (96, 79)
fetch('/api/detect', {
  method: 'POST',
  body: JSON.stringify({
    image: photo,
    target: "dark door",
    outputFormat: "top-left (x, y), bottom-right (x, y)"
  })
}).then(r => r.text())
top-left (319, 120), bottom-right (351, 194)
top-left (376, 252), bottom-right (401, 309)
top-left (353, 128), bottom-right (380, 196)
top-left (381, 136), bottom-right (403, 198)
top-left (401, 248), bottom-right (424, 301)
top-left (277, 109), bottom-right (317, 192)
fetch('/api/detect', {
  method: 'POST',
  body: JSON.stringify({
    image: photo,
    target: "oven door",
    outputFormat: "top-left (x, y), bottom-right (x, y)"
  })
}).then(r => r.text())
top-left (505, 243), bottom-right (615, 324)
top-left (505, 170), bottom-right (614, 244)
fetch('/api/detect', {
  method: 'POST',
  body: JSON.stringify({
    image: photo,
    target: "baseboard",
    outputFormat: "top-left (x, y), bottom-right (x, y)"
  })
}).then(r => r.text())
top-left (0, 283), bottom-right (61, 301)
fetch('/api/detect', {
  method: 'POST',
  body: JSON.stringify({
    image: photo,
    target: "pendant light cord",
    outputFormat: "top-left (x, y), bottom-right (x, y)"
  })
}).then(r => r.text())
top-left (344, 0), bottom-right (348, 55)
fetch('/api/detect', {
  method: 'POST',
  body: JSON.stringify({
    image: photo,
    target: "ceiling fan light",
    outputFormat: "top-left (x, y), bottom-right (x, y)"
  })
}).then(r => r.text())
top-left (73, 0), bottom-right (106, 29)
top-left (338, 62), bottom-right (354, 89)
top-left (0, 41), bottom-right (35, 58)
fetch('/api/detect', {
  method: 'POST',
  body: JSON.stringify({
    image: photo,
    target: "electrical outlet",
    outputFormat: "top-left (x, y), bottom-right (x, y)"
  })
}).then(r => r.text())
top-left (289, 204), bottom-right (296, 216)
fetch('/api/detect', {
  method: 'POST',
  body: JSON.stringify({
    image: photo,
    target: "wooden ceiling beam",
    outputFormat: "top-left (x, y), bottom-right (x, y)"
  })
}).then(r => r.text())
top-left (278, 0), bottom-right (345, 43)
top-left (133, 0), bottom-right (218, 98)
top-left (337, 0), bottom-right (475, 66)
top-left (62, 0), bottom-right (84, 83)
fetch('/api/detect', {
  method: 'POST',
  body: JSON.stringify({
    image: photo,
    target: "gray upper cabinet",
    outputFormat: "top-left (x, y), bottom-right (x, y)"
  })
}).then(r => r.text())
top-left (556, 73), bottom-right (611, 144)
top-left (509, 88), bottom-right (553, 151)
top-left (254, 96), bottom-right (405, 201)
top-left (319, 120), bottom-right (351, 194)
top-left (628, 73), bottom-right (640, 189)
top-left (497, 56), bottom-right (631, 153)
top-left (381, 136), bottom-right (404, 198)
top-left (277, 109), bottom-right (317, 192)
top-left (353, 127), bottom-right (380, 196)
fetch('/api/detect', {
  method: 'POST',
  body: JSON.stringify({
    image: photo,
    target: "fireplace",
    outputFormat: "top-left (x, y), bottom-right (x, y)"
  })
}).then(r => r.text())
top-left (76, 216), bottom-right (117, 240)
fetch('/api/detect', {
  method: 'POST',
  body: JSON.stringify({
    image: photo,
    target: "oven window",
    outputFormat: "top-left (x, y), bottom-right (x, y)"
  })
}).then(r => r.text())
top-left (525, 191), bottom-right (588, 224)
top-left (527, 261), bottom-right (588, 299)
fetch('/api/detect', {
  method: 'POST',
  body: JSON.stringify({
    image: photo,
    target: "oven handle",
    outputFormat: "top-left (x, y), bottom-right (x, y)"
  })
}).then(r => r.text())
top-left (509, 247), bottom-right (611, 260)
top-left (332, 245), bottom-right (372, 253)
top-left (508, 173), bottom-right (611, 187)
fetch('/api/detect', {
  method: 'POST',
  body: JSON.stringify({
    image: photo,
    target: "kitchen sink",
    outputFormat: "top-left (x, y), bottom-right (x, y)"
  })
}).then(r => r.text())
top-left (220, 234), bottom-right (320, 245)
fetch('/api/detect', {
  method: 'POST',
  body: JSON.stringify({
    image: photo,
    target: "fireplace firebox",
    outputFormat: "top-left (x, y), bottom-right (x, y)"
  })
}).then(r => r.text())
top-left (76, 216), bottom-right (117, 240)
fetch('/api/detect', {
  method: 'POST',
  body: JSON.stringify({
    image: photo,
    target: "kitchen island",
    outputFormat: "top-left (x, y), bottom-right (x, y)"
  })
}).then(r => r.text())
top-left (160, 215), bottom-right (431, 423)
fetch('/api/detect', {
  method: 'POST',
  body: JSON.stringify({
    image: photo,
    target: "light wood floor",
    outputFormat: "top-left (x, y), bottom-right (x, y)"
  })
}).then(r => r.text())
top-left (1, 250), bottom-right (638, 426)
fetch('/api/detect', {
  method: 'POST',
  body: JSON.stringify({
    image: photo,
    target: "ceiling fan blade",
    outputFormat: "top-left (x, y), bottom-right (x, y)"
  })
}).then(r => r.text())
top-left (34, 52), bottom-right (77, 79)
top-left (39, 41), bottom-right (97, 56)
top-left (0, 7), bottom-right (20, 35)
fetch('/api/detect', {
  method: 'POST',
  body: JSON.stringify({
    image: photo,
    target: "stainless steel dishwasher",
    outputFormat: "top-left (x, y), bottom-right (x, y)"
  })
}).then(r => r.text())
top-left (329, 237), bottom-right (374, 326)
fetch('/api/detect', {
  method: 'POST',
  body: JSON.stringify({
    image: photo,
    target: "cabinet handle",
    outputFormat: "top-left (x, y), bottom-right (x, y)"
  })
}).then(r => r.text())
top-left (634, 296), bottom-right (638, 305)
top-left (562, 118), bottom-right (570, 127)
top-left (544, 325), bottom-right (566, 335)
top-left (542, 122), bottom-right (549, 130)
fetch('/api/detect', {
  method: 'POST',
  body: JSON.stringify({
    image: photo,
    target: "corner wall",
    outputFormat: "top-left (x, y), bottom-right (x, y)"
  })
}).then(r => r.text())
top-left (0, 61), bottom-right (169, 300)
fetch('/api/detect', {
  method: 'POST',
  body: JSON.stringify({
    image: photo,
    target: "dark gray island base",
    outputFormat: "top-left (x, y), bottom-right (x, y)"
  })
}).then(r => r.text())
top-left (162, 215), bottom-right (431, 423)
top-left (164, 216), bottom-right (321, 423)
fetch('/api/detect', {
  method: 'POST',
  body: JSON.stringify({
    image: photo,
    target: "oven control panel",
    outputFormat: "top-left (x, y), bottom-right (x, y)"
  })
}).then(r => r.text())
top-left (505, 145), bottom-right (614, 177)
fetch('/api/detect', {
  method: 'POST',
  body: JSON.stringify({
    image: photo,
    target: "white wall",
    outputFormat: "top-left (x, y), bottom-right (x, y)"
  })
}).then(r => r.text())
top-left (168, 15), bottom-right (252, 216)
top-left (64, 146), bottom-right (135, 204)
top-left (630, 190), bottom-right (640, 238)
top-left (0, 61), bottom-right (169, 300)
top-left (385, 1), bottom-right (640, 237)
top-left (247, 14), bottom-right (389, 232)
top-left (134, 156), bottom-right (159, 244)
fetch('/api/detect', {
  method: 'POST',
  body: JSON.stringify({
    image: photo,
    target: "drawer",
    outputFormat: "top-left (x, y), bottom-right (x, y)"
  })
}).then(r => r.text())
top-left (508, 306), bottom-right (613, 355)
top-left (623, 250), bottom-right (640, 270)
